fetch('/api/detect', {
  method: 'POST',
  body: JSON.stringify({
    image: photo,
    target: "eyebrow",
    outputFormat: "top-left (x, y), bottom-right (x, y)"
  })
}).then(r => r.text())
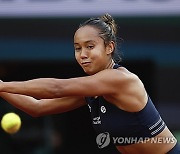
top-left (74, 40), bottom-right (96, 45)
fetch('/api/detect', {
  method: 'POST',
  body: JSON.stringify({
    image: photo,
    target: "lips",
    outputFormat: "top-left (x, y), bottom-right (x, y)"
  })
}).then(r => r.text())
top-left (81, 62), bottom-right (91, 66)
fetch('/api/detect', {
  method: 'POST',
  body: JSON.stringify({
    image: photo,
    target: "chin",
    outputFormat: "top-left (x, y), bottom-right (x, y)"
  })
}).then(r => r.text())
top-left (84, 71), bottom-right (94, 75)
top-left (83, 69), bottom-right (96, 75)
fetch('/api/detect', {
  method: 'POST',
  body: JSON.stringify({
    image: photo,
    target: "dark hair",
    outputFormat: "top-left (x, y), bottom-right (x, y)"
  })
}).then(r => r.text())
top-left (79, 13), bottom-right (122, 63)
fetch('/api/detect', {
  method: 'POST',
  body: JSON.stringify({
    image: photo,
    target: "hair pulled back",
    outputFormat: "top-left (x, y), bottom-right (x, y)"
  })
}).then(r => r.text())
top-left (79, 13), bottom-right (122, 63)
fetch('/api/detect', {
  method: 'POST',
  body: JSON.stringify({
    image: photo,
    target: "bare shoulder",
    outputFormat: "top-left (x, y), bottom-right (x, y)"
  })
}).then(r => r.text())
top-left (95, 66), bottom-right (137, 80)
top-left (96, 67), bottom-right (142, 94)
top-left (107, 66), bottom-right (140, 84)
top-left (117, 66), bottom-right (138, 78)
top-left (103, 67), bottom-right (147, 112)
top-left (115, 66), bottom-right (145, 93)
top-left (90, 66), bottom-right (140, 91)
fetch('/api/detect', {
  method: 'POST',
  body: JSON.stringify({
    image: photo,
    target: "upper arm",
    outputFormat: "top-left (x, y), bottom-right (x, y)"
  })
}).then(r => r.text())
top-left (55, 69), bottom-right (131, 97)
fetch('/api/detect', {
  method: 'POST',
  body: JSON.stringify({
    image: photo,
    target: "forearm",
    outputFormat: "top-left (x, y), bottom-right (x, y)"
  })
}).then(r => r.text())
top-left (0, 92), bottom-right (39, 116)
top-left (0, 92), bottom-right (86, 117)
top-left (0, 78), bottom-right (63, 99)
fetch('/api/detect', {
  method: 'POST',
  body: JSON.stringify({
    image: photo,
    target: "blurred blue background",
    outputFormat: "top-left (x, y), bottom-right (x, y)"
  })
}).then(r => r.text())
top-left (0, 1), bottom-right (180, 154)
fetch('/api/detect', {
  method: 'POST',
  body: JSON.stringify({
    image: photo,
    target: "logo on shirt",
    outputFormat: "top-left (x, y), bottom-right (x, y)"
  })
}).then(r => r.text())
top-left (100, 106), bottom-right (106, 113)
top-left (87, 104), bottom-right (91, 112)
top-left (93, 116), bottom-right (101, 125)
top-left (96, 132), bottom-right (110, 148)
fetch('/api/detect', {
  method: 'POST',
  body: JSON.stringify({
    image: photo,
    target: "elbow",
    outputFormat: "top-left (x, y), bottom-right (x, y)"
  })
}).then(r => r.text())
top-left (25, 110), bottom-right (42, 118)
top-left (29, 110), bottom-right (50, 118)
top-left (24, 102), bottom-right (43, 117)
top-left (30, 106), bottom-right (46, 117)
top-left (29, 110), bottom-right (47, 117)
top-left (51, 80), bottom-right (64, 98)
top-left (28, 100), bottom-right (51, 117)
top-left (41, 79), bottom-right (64, 99)
top-left (29, 112), bottom-right (41, 118)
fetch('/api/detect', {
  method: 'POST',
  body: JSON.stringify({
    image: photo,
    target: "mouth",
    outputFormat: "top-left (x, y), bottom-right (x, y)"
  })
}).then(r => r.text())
top-left (81, 62), bottom-right (91, 66)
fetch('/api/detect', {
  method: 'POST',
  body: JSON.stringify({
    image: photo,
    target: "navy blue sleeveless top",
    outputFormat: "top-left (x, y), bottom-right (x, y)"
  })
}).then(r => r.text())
top-left (85, 64), bottom-right (166, 145)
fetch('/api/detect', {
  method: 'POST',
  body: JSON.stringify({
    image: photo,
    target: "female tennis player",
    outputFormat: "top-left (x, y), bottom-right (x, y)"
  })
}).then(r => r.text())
top-left (0, 13), bottom-right (179, 154)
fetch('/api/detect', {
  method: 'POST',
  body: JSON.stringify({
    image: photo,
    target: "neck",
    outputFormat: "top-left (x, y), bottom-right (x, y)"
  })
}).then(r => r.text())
top-left (106, 59), bottom-right (115, 69)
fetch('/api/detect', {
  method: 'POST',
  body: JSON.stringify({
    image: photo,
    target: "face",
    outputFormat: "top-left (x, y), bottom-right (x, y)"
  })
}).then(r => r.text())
top-left (74, 26), bottom-right (113, 75)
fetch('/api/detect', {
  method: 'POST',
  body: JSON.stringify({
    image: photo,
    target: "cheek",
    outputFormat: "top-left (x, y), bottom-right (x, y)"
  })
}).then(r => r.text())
top-left (92, 48), bottom-right (106, 60)
top-left (75, 53), bottom-right (81, 64)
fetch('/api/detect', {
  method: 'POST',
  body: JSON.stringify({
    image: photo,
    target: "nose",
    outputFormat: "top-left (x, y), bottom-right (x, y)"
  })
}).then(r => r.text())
top-left (80, 49), bottom-right (88, 59)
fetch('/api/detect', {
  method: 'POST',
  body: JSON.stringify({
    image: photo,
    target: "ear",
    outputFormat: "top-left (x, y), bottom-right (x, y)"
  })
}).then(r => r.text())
top-left (105, 41), bottom-right (115, 55)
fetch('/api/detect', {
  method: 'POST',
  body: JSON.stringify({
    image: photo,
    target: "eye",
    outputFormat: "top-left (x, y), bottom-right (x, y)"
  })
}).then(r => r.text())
top-left (87, 45), bottom-right (94, 49)
top-left (75, 47), bottom-right (81, 52)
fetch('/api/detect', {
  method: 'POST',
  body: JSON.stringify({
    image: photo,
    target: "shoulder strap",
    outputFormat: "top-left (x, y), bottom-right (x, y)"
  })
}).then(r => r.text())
top-left (113, 64), bottom-right (121, 69)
